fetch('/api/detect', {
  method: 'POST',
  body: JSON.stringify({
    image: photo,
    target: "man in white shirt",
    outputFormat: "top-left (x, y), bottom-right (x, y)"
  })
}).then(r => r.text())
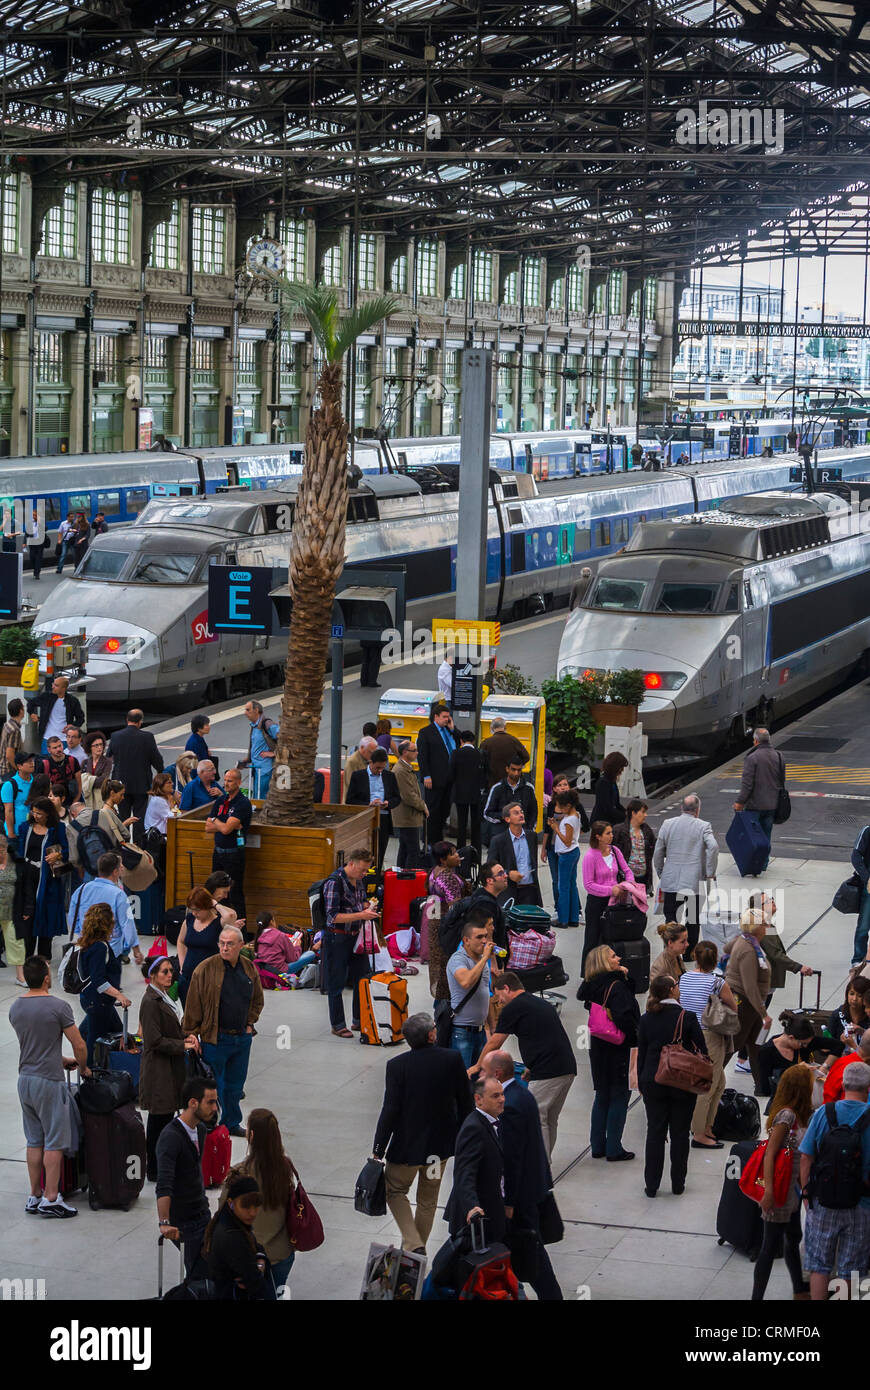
top-left (64, 725), bottom-right (86, 767)
top-left (437, 652), bottom-right (454, 704)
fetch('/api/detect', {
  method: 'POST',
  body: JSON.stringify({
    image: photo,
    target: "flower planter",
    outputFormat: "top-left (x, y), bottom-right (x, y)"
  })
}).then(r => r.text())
top-left (589, 702), bottom-right (638, 728)
top-left (0, 665), bottom-right (25, 685)
top-left (165, 802), bottom-right (379, 928)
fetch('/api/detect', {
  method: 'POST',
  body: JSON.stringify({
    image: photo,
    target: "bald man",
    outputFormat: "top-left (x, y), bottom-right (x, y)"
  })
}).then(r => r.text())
top-left (27, 674), bottom-right (84, 756)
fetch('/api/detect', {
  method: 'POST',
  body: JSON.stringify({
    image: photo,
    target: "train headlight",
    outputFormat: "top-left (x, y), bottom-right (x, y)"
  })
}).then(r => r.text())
top-left (643, 671), bottom-right (687, 692)
top-left (105, 638), bottom-right (121, 653)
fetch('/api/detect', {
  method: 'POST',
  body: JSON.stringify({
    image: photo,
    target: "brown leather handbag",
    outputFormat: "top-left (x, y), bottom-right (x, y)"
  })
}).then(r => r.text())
top-left (654, 1008), bottom-right (713, 1095)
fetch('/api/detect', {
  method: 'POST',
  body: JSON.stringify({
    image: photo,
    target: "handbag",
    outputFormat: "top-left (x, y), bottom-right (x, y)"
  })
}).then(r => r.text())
top-left (588, 980), bottom-right (626, 1045)
top-left (354, 1157), bottom-right (387, 1216)
top-left (654, 1009), bottom-right (713, 1095)
top-left (833, 874), bottom-right (862, 915)
top-left (772, 753), bottom-right (791, 825)
top-left (737, 1135), bottom-right (794, 1207)
top-left (701, 984), bottom-right (740, 1037)
top-left (435, 973), bottom-right (482, 1049)
top-left (285, 1161), bottom-right (325, 1251)
top-left (118, 839), bottom-right (158, 891)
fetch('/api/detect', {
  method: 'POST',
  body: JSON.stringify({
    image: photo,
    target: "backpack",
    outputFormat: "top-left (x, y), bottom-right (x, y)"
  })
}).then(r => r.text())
top-left (76, 810), bottom-right (113, 876)
top-left (811, 1103), bottom-right (870, 1209)
top-left (1, 775), bottom-right (25, 828)
top-left (438, 895), bottom-right (478, 958)
top-left (308, 872), bottom-right (341, 933)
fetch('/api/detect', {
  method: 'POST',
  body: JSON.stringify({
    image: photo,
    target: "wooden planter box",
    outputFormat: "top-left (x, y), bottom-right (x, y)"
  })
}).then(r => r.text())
top-left (165, 802), bottom-right (379, 928)
top-left (590, 702), bottom-right (638, 728)
top-left (0, 665), bottom-right (25, 685)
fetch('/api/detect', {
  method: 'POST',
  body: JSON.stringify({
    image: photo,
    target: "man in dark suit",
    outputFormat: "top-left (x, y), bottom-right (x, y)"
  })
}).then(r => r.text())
top-left (445, 1073), bottom-right (506, 1242)
top-left (372, 1012), bottom-right (473, 1253)
top-left (417, 708), bottom-right (457, 842)
top-left (106, 709), bottom-right (164, 840)
top-left (490, 802), bottom-right (542, 907)
top-left (345, 747), bottom-right (400, 872)
top-left (448, 729), bottom-right (483, 855)
top-left (482, 1050), bottom-right (563, 1300)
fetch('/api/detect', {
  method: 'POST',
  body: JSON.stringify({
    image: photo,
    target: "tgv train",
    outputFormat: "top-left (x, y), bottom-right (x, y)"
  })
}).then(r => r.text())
top-left (3, 417), bottom-right (840, 562)
top-left (32, 449), bottom-right (870, 706)
top-left (557, 489), bottom-right (870, 751)
top-left (664, 413), bottom-right (870, 463)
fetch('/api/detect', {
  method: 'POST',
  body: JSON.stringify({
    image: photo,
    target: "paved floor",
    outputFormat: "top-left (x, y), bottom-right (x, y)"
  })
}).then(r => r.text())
top-left (1, 623), bottom-right (866, 1301)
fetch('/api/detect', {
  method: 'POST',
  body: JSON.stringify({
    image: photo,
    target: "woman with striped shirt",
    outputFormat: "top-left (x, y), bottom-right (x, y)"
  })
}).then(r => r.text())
top-left (679, 940), bottom-right (738, 1150)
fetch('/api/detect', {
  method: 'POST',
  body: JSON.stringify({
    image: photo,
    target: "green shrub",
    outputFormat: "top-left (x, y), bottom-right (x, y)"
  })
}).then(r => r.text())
top-left (0, 625), bottom-right (38, 666)
top-left (606, 668), bottom-right (645, 707)
top-left (489, 663), bottom-right (538, 697)
top-left (540, 674), bottom-right (602, 754)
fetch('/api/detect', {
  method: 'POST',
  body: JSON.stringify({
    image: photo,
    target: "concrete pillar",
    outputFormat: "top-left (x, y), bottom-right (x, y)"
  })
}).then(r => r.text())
top-left (68, 330), bottom-right (86, 454)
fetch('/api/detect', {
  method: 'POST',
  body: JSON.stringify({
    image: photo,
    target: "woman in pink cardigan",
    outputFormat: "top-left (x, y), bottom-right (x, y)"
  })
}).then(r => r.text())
top-left (582, 820), bottom-right (643, 967)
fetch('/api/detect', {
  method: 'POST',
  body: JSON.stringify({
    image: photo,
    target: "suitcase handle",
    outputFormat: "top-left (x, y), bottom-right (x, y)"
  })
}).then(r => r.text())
top-left (799, 970), bottom-right (822, 1012)
top-left (469, 1214), bottom-right (489, 1255)
top-left (157, 1234), bottom-right (184, 1299)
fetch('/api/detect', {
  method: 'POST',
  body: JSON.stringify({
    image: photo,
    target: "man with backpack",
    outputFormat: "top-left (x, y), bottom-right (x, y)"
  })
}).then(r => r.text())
top-left (68, 851), bottom-right (144, 970)
top-left (799, 1060), bottom-right (870, 1300)
top-left (241, 699), bottom-right (279, 800)
top-left (2, 750), bottom-right (35, 839)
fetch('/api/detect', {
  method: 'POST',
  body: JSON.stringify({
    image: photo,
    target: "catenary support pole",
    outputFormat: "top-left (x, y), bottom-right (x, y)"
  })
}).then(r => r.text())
top-left (454, 348), bottom-right (493, 734)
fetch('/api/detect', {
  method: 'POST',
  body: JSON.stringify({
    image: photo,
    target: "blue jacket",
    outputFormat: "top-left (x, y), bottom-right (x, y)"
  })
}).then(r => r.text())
top-left (17, 821), bottom-right (69, 938)
top-left (180, 777), bottom-right (222, 811)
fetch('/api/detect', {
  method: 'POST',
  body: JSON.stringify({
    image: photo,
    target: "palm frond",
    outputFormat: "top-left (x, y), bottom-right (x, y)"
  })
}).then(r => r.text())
top-left (333, 295), bottom-right (399, 360)
top-left (278, 280), bottom-right (341, 358)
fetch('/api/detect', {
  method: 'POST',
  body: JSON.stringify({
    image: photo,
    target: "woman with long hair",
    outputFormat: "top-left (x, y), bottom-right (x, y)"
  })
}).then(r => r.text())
top-left (174, 751), bottom-right (198, 792)
top-left (581, 819), bottom-right (636, 967)
top-left (375, 717), bottom-right (396, 755)
top-left (725, 909), bottom-right (772, 1090)
top-left (78, 902), bottom-right (132, 1065)
top-left (205, 1174), bottom-right (270, 1300)
top-left (637, 973), bottom-right (707, 1198)
top-left (576, 944), bottom-right (641, 1161)
top-left (427, 841), bottom-right (466, 1015)
top-left (144, 771), bottom-right (179, 836)
top-left (13, 797), bottom-right (68, 959)
top-left (751, 1063), bottom-right (814, 1301)
top-left (81, 731), bottom-right (113, 810)
top-left (222, 1109), bottom-right (298, 1294)
top-left (612, 798), bottom-right (657, 896)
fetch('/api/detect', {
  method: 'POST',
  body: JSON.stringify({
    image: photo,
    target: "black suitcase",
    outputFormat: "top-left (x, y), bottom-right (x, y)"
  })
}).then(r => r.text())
top-left (713, 1088), bottom-right (761, 1142)
top-left (611, 937), bottom-right (650, 993)
top-left (600, 904), bottom-right (647, 944)
top-left (716, 1139), bottom-right (763, 1260)
top-left (515, 953), bottom-right (569, 995)
top-left (83, 1101), bottom-right (147, 1211)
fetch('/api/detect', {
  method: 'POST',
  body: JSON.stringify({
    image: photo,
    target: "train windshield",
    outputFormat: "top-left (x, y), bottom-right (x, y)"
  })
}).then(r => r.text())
top-left (127, 553), bottom-right (200, 584)
top-left (655, 583), bottom-right (719, 614)
top-left (76, 551), bottom-right (128, 580)
top-left (590, 578), bottom-right (647, 610)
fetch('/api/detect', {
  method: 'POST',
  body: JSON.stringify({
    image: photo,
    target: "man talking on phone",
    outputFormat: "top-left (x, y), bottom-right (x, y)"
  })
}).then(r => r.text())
top-left (322, 847), bottom-right (378, 1039)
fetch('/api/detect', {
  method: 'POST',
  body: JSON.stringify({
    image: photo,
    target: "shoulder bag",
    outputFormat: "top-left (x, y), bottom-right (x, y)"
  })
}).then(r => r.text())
top-left (772, 752), bottom-right (792, 826)
top-left (435, 971), bottom-right (482, 1049)
top-left (285, 1159), bottom-right (325, 1251)
top-left (588, 979), bottom-right (626, 1045)
top-left (738, 1128), bottom-right (795, 1207)
top-left (654, 1008), bottom-right (713, 1094)
top-left (701, 981), bottom-right (740, 1037)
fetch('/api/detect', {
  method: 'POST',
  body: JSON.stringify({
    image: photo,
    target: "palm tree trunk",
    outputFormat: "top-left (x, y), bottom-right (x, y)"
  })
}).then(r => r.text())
top-left (263, 361), bottom-right (348, 825)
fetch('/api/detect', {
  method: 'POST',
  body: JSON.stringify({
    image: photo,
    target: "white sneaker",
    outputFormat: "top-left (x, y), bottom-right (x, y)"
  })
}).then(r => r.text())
top-left (25, 1195), bottom-right (41, 1214)
top-left (734, 1059), bottom-right (752, 1074)
top-left (38, 1196), bottom-right (78, 1218)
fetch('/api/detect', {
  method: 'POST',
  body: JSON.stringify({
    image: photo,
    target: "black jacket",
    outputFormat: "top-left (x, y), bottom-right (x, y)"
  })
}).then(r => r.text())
top-left (445, 1108), bottom-right (505, 1240)
top-left (612, 821), bottom-right (657, 893)
top-left (577, 969), bottom-right (641, 1090)
top-left (483, 776), bottom-right (538, 830)
top-left (591, 776), bottom-right (624, 828)
top-left (417, 721), bottom-right (457, 788)
top-left (107, 723), bottom-right (164, 795)
top-left (155, 1117), bottom-right (210, 1226)
top-left (346, 766), bottom-right (400, 815)
top-left (500, 1080), bottom-right (552, 1226)
top-left (27, 687), bottom-right (85, 740)
top-left (372, 1044), bottom-right (473, 1164)
top-left (490, 827), bottom-right (542, 907)
top-left (636, 1005), bottom-right (707, 1094)
top-left (207, 1203), bottom-right (269, 1301)
top-left (448, 744), bottom-right (483, 805)
top-left (852, 826), bottom-right (870, 885)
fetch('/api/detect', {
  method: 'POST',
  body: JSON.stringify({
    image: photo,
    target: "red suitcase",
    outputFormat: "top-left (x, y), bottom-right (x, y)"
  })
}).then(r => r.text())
top-left (201, 1123), bottom-right (232, 1188)
top-left (382, 869), bottom-right (428, 936)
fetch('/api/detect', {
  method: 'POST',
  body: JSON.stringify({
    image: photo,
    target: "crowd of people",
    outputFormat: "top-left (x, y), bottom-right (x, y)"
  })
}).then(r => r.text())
top-left (8, 690), bottom-right (870, 1303)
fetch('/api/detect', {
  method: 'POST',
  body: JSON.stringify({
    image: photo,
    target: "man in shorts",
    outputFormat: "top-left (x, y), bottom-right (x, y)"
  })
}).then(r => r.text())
top-left (799, 1060), bottom-right (870, 1299)
top-left (9, 956), bottom-right (90, 1217)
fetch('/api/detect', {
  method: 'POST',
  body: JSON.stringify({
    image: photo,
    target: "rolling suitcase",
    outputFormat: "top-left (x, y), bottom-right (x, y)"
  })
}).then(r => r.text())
top-left (611, 937), bottom-right (650, 992)
top-left (94, 1008), bottom-right (142, 1100)
top-left (358, 970), bottom-right (409, 1045)
top-left (505, 903), bottom-right (552, 934)
top-left (600, 903), bottom-right (647, 944)
top-left (83, 1101), bottom-right (147, 1211)
top-left (382, 869), bottom-right (428, 936)
top-left (516, 953), bottom-right (569, 995)
top-left (716, 1139), bottom-right (763, 1260)
top-left (725, 811), bottom-right (770, 878)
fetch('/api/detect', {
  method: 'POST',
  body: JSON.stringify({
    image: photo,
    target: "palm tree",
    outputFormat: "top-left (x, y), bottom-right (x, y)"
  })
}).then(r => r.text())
top-left (262, 281), bottom-right (397, 826)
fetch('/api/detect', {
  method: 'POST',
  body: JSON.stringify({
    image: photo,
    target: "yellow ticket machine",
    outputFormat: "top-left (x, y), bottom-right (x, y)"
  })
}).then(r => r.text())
top-left (481, 693), bottom-right (547, 831)
top-left (376, 689), bottom-right (445, 764)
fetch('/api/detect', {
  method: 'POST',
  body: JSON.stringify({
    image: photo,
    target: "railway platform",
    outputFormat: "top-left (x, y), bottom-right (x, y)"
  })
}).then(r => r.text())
top-left (0, 672), bottom-right (865, 1302)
